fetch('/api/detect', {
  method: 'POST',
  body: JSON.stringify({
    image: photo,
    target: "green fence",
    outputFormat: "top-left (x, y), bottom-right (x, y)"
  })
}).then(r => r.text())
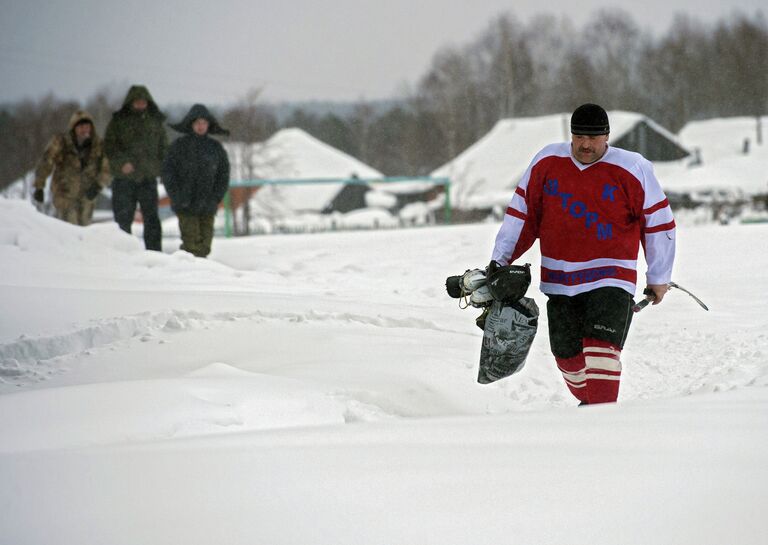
top-left (223, 176), bottom-right (451, 237)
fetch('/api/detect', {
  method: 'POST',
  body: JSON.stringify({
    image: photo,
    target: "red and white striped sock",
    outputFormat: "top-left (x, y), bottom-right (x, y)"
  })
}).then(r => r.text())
top-left (583, 338), bottom-right (622, 403)
top-left (555, 354), bottom-right (588, 403)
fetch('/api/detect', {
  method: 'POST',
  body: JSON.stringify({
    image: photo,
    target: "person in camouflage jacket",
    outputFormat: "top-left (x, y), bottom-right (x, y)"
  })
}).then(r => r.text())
top-left (33, 110), bottom-right (111, 226)
top-left (104, 85), bottom-right (167, 251)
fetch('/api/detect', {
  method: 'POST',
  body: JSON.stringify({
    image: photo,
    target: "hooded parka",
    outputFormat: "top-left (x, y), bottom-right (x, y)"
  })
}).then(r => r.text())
top-left (104, 85), bottom-right (166, 250)
top-left (104, 85), bottom-right (167, 181)
top-left (162, 104), bottom-right (230, 257)
top-left (162, 104), bottom-right (230, 216)
top-left (34, 110), bottom-right (111, 225)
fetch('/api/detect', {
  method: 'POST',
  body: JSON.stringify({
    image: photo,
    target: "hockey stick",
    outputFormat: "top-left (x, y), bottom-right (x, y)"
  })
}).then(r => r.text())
top-left (669, 281), bottom-right (709, 311)
top-left (632, 282), bottom-right (709, 313)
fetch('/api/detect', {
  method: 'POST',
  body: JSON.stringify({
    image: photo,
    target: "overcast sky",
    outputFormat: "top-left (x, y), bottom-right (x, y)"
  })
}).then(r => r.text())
top-left (1, 0), bottom-right (764, 107)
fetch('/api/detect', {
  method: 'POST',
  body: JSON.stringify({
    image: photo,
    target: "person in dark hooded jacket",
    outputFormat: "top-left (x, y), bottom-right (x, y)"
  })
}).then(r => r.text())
top-left (162, 104), bottom-right (230, 258)
top-left (105, 85), bottom-right (167, 251)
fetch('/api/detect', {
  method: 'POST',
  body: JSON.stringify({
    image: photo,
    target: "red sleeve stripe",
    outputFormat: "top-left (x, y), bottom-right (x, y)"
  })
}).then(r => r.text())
top-left (643, 198), bottom-right (670, 215)
top-left (515, 186), bottom-right (526, 198)
top-left (506, 207), bottom-right (527, 221)
top-left (645, 220), bottom-right (676, 233)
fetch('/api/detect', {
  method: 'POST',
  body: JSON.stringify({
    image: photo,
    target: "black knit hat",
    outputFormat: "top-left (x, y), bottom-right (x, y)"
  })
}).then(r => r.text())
top-left (571, 103), bottom-right (610, 135)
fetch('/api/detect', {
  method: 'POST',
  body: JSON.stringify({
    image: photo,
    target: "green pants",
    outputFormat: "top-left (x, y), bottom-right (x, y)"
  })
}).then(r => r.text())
top-left (177, 212), bottom-right (215, 258)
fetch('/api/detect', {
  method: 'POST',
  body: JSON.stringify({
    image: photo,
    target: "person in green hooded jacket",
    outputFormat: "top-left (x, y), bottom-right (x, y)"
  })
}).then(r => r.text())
top-left (163, 104), bottom-right (230, 258)
top-left (104, 85), bottom-right (167, 251)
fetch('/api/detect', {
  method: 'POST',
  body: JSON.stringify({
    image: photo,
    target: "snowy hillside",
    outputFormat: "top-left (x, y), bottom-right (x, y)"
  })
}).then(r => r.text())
top-left (1, 198), bottom-right (767, 545)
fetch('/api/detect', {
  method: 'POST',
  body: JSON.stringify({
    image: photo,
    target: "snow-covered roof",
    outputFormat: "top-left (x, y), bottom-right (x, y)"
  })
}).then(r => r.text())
top-left (431, 111), bottom-right (686, 210)
top-left (662, 116), bottom-right (768, 197)
top-left (679, 116), bottom-right (766, 163)
top-left (227, 128), bottom-right (383, 214)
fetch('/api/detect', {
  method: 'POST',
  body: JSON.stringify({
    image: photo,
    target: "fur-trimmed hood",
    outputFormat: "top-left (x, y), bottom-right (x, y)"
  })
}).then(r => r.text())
top-left (67, 110), bottom-right (95, 132)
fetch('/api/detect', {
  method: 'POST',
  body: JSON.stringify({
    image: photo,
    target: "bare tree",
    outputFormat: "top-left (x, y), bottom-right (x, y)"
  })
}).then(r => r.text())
top-left (578, 9), bottom-right (646, 111)
top-left (417, 46), bottom-right (484, 161)
top-left (636, 14), bottom-right (714, 131)
top-left (349, 101), bottom-right (376, 164)
top-left (711, 13), bottom-right (768, 118)
top-left (523, 14), bottom-right (579, 114)
top-left (222, 88), bottom-right (277, 143)
top-left (478, 13), bottom-right (535, 119)
top-left (84, 86), bottom-right (122, 134)
top-left (221, 89), bottom-right (278, 235)
top-left (557, 51), bottom-right (600, 110)
top-left (0, 93), bottom-right (78, 191)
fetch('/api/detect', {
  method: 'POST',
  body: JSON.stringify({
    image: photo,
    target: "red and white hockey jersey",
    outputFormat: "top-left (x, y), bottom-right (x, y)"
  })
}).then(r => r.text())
top-left (491, 143), bottom-right (675, 296)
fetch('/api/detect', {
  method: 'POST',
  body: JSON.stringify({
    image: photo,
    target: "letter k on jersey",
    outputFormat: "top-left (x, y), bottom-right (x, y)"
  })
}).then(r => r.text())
top-left (602, 183), bottom-right (618, 201)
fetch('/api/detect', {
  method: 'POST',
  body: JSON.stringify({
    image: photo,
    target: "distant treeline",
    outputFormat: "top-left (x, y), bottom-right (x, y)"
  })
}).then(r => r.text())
top-left (1, 9), bottom-right (766, 189)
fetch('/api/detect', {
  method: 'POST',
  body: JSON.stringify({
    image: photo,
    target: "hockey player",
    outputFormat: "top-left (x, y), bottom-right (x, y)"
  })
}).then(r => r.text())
top-left (490, 103), bottom-right (675, 404)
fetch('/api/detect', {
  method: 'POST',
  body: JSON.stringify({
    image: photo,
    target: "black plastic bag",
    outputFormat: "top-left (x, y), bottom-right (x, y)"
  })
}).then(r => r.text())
top-left (477, 297), bottom-right (539, 384)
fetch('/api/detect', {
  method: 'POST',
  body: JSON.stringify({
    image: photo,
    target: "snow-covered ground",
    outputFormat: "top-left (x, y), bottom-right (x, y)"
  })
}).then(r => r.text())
top-left (1, 197), bottom-right (767, 545)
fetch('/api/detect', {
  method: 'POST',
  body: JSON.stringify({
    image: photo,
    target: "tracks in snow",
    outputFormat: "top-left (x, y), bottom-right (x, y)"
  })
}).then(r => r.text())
top-left (0, 308), bottom-right (458, 388)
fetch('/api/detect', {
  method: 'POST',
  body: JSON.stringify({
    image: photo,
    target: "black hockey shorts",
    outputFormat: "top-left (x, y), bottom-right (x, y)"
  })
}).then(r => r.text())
top-left (546, 287), bottom-right (634, 359)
